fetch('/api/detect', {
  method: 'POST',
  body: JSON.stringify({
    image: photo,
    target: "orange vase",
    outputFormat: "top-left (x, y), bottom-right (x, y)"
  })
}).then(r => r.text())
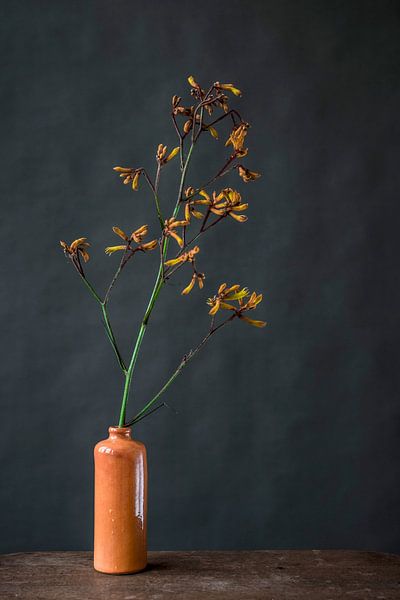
top-left (93, 426), bottom-right (147, 574)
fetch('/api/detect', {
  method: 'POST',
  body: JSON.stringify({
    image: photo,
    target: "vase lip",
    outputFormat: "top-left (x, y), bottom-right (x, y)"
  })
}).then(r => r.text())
top-left (108, 426), bottom-right (132, 437)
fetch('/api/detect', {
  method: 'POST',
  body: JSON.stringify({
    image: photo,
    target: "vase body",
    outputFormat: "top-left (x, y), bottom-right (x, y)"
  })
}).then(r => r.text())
top-left (94, 426), bottom-right (147, 574)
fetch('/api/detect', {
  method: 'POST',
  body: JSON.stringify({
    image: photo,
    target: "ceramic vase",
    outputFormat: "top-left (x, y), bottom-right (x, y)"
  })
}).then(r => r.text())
top-left (94, 426), bottom-right (147, 574)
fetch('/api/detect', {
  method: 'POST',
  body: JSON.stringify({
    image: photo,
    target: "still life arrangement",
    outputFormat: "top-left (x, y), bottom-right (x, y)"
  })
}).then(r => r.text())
top-left (60, 76), bottom-right (265, 574)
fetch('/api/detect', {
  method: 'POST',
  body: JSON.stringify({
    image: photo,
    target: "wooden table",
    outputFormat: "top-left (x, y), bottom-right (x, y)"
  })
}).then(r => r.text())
top-left (1, 550), bottom-right (399, 599)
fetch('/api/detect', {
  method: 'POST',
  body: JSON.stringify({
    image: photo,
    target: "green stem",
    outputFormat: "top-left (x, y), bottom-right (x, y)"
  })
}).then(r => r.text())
top-left (153, 163), bottom-right (164, 229)
top-left (78, 273), bottom-right (127, 373)
top-left (118, 143), bottom-right (195, 427)
top-left (101, 303), bottom-right (127, 373)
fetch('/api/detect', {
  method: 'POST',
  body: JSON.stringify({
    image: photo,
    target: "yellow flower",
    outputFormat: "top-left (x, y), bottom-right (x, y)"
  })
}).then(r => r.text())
top-left (113, 167), bottom-right (142, 191)
top-left (207, 285), bottom-right (266, 326)
top-left (182, 272), bottom-right (205, 295)
top-left (184, 200), bottom-right (204, 222)
top-left (238, 166), bottom-right (261, 183)
top-left (207, 126), bottom-right (219, 140)
top-left (239, 317), bottom-right (267, 327)
top-left (188, 75), bottom-right (199, 88)
top-left (166, 146), bottom-right (180, 162)
top-left (165, 246), bottom-right (200, 268)
top-left (207, 284), bottom-right (249, 315)
top-left (141, 239), bottom-right (158, 251)
top-left (156, 144), bottom-right (167, 162)
top-left (163, 217), bottom-right (189, 248)
top-left (238, 292), bottom-right (267, 327)
top-left (225, 123), bottom-right (249, 155)
top-left (157, 144), bottom-right (180, 164)
top-left (209, 188), bottom-right (248, 223)
top-left (60, 237), bottom-right (90, 263)
top-left (105, 225), bottom-right (157, 255)
top-left (105, 245), bottom-right (127, 255)
top-left (131, 224), bottom-right (148, 244)
top-left (214, 82), bottom-right (242, 97)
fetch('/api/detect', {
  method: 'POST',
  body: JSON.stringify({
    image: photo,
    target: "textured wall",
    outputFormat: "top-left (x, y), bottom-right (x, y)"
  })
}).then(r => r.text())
top-left (1, 0), bottom-right (399, 553)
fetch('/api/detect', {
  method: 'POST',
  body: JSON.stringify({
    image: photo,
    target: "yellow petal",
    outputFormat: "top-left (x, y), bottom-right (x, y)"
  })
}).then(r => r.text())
top-left (112, 226), bottom-right (128, 241)
top-left (218, 83), bottom-right (242, 97)
top-left (113, 166), bottom-right (132, 172)
top-left (199, 189), bottom-right (210, 201)
top-left (225, 288), bottom-right (249, 301)
top-left (181, 276), bottom-right (196, 295)
top-left (105, 245), bottom-right (126, 255)
top-left (172, 219), bottom-right (189, 227)
top-left (232, 203), bottom-right (248, 211)
top-left (191, 210), bottom-right (203, 219)
top-left (165, 255), bottom-right (185, 267)
top-left (188, 75), bottom-right (199, 88)
top-left (70, 237), bottom-right (87, 251)
top-left (208, 299), bottom-right (220, 315)
top-left (79, 249), bottom-right (90, 263)
top-left (168, 230), bottom-right (184, 248)
top-left (208, 126), bottom-right (219, 140)
top-left (229, 212), bottom-right (248, 223)
top-left (224, 284), bottom-right (240, 294)
top-left (132, 171), bottom-right (140, 190)
top-left (220, 302), bottom-right (236, 310)
top-left (166, 146), bottom-right (180, 162)
top-left (141, 239), bottom-right (158, 251)
top-left (132, 224), bottom-right (148, 238)
top-left (184, 203), bottom-right (191, 222)
top-left (240, 317), bottom-right (267, 328)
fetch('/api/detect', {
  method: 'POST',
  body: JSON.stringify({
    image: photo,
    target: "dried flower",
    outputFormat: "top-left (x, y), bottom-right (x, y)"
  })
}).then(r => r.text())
top-left (185, 186), bottom-right (195, 198)
top-left (183, 119), bottom-right (192, 134)
top-left (225, 122), bottom-right (249, 155)
top-left (60, 238), bottom-right (90, 263)
top-left (172, 95), bottom-right (181, 109)
top-left (238, 166), bottom-right (261, 183)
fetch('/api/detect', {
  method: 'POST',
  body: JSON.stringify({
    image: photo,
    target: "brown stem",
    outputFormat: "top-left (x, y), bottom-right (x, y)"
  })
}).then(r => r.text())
top-left (125, 313), bottom-right (237, 426)
top-left (206, 109), bottom-right (243, 129)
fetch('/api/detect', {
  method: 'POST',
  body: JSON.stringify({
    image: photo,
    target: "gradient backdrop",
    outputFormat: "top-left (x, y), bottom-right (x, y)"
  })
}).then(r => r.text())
top-left (1, 0), bottom-right (399, 553)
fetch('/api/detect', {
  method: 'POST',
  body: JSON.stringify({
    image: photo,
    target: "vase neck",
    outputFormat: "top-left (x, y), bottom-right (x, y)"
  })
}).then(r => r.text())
top-left (108, 426), bottom-right (132, 440)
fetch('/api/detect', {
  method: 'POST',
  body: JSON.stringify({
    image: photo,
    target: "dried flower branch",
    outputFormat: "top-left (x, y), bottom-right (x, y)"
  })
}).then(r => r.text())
top-left (60, 76), bottom-right (266, 427)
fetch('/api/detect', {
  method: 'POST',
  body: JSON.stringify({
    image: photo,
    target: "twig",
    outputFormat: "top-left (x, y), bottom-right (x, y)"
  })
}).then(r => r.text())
top-left (125, 314), bottom-right (236, 426)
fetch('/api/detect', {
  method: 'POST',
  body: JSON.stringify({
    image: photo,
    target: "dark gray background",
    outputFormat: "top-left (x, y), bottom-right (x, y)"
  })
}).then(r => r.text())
top-left (1, 0), bottom-right (399, 554)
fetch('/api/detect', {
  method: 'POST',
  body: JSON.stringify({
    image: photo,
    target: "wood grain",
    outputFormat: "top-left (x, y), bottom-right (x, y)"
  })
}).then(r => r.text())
top-left (1, 550), bottom-right (399, 599)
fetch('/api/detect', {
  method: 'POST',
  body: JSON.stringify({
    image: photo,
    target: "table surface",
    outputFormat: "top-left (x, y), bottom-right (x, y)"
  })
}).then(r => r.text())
top-left (1, 550), bottom-right (399, 599)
